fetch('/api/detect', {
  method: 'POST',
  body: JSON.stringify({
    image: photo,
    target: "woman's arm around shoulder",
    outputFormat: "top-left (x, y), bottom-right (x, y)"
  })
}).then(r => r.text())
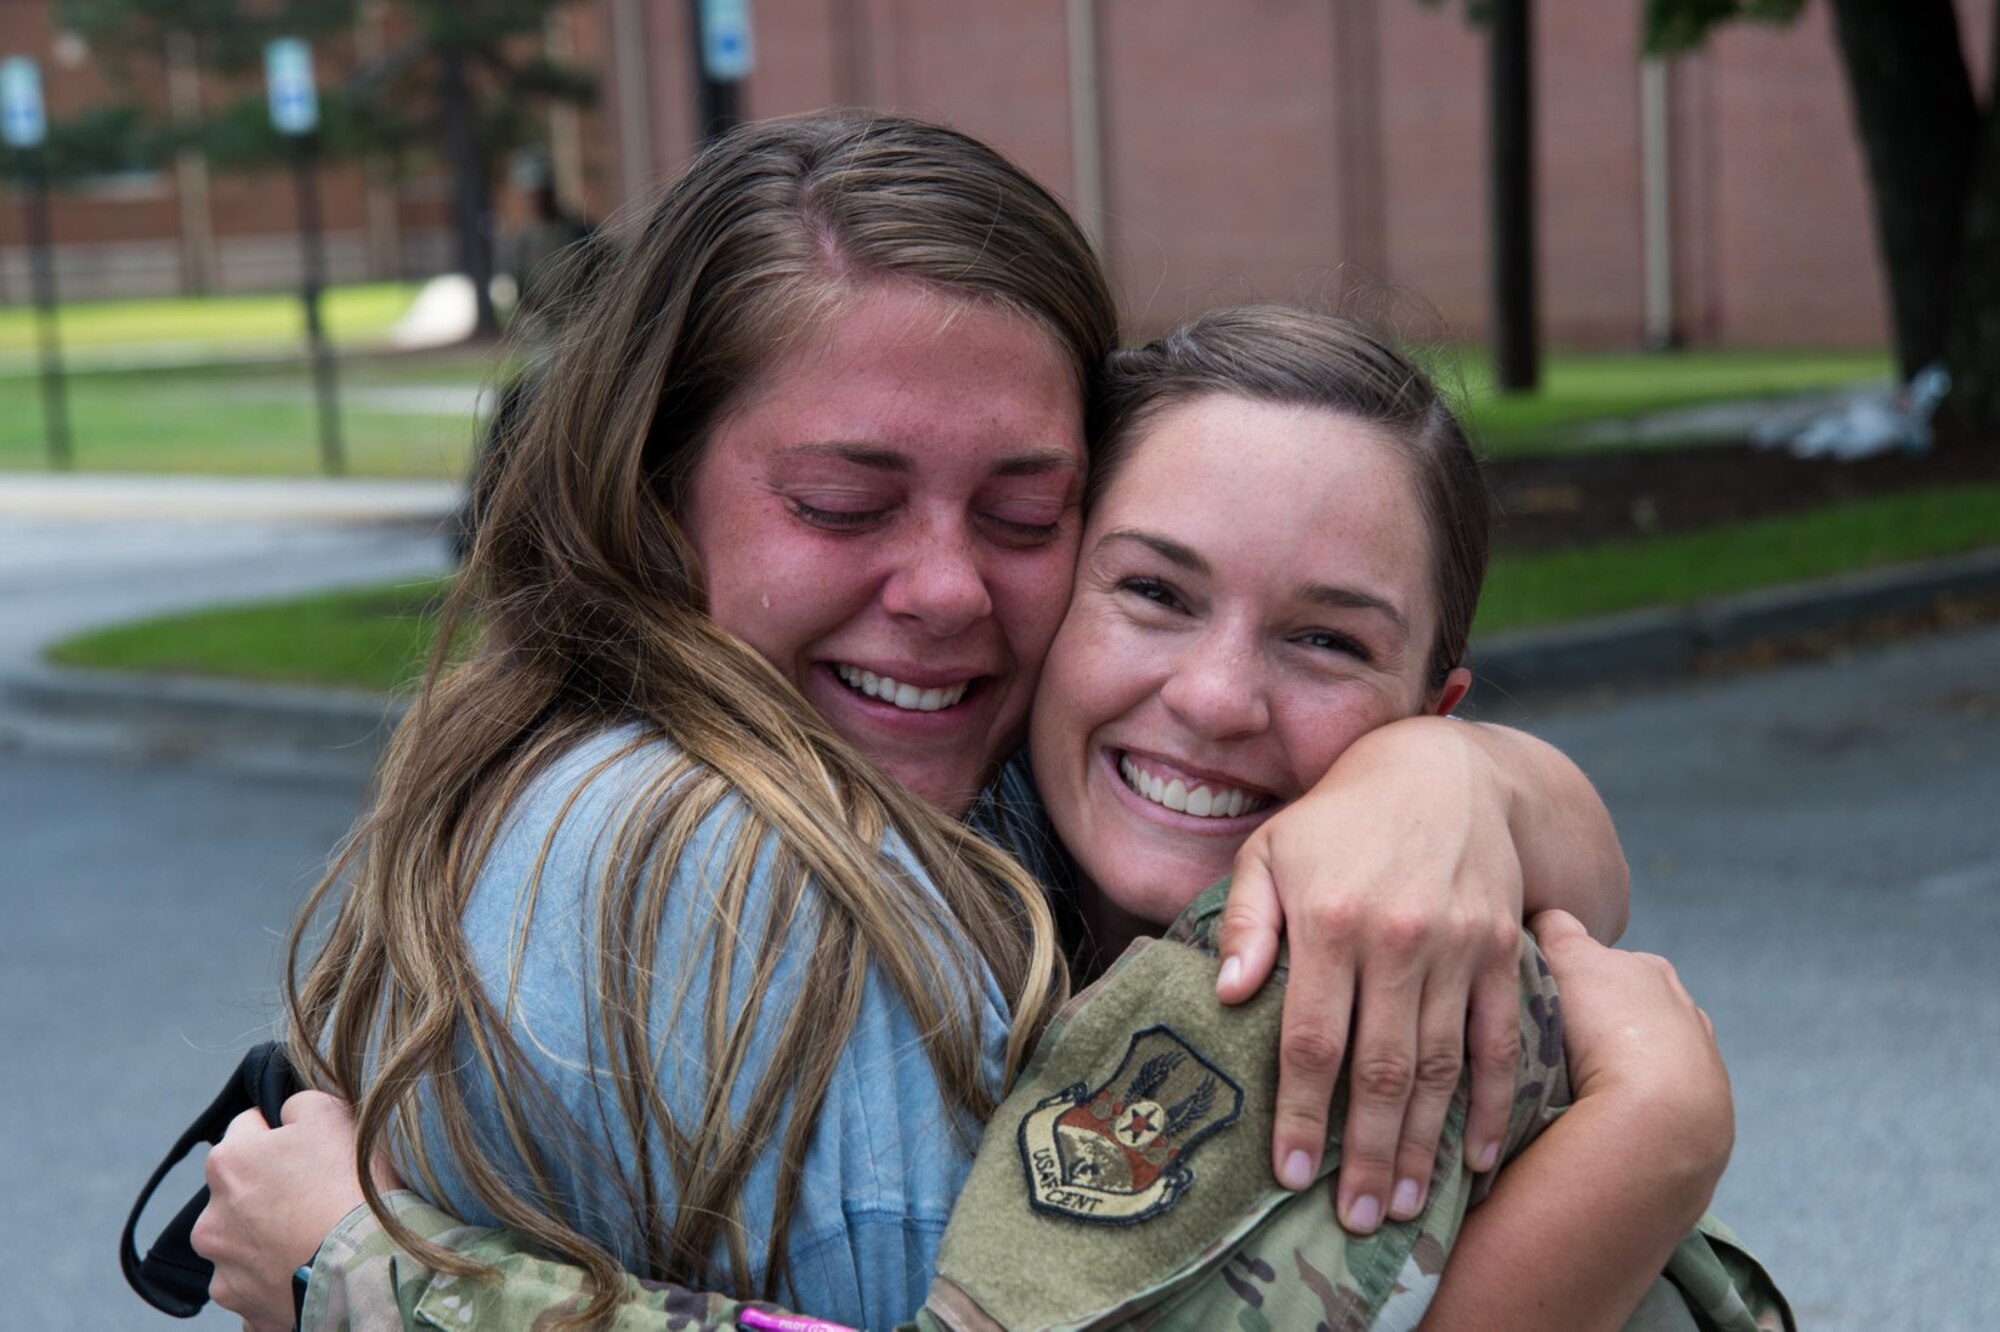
top-left (1215, 714), bottom-right (1630, 1234)
top-left (303, 1192), bottom-right (798, 1332)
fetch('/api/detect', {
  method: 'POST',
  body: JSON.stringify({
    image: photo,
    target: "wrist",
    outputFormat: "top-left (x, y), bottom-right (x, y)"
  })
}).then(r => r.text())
top-left (1342, 716), bottom-right (1500, 816)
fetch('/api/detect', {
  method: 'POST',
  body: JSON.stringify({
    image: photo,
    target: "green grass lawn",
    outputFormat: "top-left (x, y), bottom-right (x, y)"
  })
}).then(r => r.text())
top-left (0, 351), bottom-right (496, 477)
top-left (47, 482), bottom-right (2000, 691)
top-left (1477, 482), bottom-right (2000, 631)
top-left (0, 283), bottom-right (421, 361)
top-left (1444, 348), bottom-right (1893, 456)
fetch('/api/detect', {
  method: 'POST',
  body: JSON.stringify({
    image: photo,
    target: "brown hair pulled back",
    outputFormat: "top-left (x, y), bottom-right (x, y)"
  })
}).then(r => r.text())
top-left (287, 113), bottom-right (1115, 1324)
top-left (1087, 305), bottom-right (1488, 690)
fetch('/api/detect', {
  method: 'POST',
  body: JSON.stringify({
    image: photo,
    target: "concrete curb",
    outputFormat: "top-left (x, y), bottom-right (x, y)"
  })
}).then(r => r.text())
top-left (0, 665), bottom-right (407, 778)
top-left (1470, 546), bottom-right (2000, 700)
top-left (6, 548), bottom-right (2000, 764)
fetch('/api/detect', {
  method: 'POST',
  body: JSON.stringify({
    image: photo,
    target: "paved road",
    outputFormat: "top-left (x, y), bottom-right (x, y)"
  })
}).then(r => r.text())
top-left (6, 624), bottom-right (1997, 1328)
top-left (1494, 625), bottom-right (2000, 1331)
top-left (1, 754), bottom-right (366, 1329)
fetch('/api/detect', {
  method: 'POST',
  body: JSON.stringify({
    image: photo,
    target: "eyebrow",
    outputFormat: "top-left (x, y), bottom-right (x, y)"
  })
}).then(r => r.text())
top-left (1296, 582), bottom-right (1411, 641)
top-left (775, 442), bottom-right (1081, 477)
top-left (1098, 529), bottom-right (1208, 574)
top-left (775, 442), bottom-right (910, 472)
top-left (1100, 528), bottom-right (1411, 641)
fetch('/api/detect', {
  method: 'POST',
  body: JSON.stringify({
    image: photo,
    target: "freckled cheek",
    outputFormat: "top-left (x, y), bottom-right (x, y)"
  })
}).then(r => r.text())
top-left (1281, 692), bottom-right (1400, 786)
top-left (996, 561), bottom-right (1080, 670)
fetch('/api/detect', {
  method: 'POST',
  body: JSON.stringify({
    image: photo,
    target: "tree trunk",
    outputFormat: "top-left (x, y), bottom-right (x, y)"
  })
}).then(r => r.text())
top-left (1825, 0), bottom-right (1979, 381)
top-left (1944, 16), bottom-right (2000, 440)
top-left (1489, 0), bottom-right (1540, 393)
top-left (438, 40), bottom-right (499, 336)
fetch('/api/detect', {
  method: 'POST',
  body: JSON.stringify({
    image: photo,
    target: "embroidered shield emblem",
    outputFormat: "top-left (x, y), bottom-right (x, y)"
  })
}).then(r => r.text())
top-left (1016, 1024), bottom-right (1244, 1224)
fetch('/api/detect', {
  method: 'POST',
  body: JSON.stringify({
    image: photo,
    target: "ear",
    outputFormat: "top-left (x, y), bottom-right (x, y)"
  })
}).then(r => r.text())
top-left (1429, 666), bottom-right (1472, 718)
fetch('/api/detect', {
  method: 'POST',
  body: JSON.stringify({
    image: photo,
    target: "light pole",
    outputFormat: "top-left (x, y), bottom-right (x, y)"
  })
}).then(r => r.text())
top-left (265, 38), bottom-right (344, 475)
top-left (2, 56), bottom-right (71, 469)
top-left (1489, 0), bottom-right (1541, 394)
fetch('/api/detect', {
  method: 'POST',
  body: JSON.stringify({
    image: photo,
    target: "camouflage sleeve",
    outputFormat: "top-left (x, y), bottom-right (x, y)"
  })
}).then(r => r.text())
top-left (301, 1191), bottom-right (827, 1332)
top-left (1620, 1215), bottom-right (1796, 1332)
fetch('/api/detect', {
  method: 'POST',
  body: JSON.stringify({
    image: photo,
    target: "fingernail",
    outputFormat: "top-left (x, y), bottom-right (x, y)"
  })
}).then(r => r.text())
top-left (1474, 1140), bottom-right (1499, 1172)
top-left (1346, 1193), bottom-right (1383, 1233)
top-left (1391, 1177), bottom-right (1424, 1218)
top-left (1278, 1149), bottom-right (1314, 1190)
top-left (1217, 956), bottom-right (1242, 993)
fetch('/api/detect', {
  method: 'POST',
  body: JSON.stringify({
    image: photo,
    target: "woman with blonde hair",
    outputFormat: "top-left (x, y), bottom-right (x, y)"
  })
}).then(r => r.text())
top-left (192, 119), bottom-right (1637, 1330)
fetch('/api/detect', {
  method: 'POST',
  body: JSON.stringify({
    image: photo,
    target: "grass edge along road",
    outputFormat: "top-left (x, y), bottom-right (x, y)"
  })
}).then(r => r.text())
top-left (45, 481), bottom-right (2000, 694)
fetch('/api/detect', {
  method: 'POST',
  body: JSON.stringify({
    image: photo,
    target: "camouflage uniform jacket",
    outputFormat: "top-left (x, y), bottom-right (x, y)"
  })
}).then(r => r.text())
top-left (302, 884), bottom-right (1792, 1332)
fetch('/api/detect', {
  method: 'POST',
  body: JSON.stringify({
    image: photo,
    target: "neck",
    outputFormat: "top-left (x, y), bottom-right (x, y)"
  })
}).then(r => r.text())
top-left (1074, 881), bottom-right (1160, 979)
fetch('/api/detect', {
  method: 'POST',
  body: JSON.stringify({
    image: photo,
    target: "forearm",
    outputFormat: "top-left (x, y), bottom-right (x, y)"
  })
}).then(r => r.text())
top-left (1459, 720), bottom-right (1628, 941)
top-left (1417, 1097), bottom-right (1724, 1332)
top-left (305, 1192), bottom-right (782, 1332)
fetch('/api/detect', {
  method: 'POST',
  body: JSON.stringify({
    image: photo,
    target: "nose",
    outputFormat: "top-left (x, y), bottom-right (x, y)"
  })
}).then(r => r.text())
top-left (879, 522), bottom-right (996, 637)
top-left (1158, 625), bottom-right (1272, 739)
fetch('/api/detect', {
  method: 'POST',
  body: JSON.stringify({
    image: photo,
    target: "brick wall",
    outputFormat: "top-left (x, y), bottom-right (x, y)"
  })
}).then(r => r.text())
top-left (3, 0), bottom-right (1954, 355)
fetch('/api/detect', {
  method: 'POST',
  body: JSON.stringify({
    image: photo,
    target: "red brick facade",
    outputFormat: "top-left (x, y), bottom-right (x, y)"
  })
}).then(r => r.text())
top-left (4, 0), bottom-right (1988, 348)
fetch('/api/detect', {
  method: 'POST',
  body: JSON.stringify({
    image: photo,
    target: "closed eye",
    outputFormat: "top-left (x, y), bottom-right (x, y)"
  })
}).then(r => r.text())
top-left (788, 498), bottom-right (889, 531)
top-left (983, 513), bottom-right (1065, 544)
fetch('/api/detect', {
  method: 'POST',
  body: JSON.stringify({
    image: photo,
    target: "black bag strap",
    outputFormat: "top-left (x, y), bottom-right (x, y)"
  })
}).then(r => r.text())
top-left (121, 1042), bottom-right (303, 1317)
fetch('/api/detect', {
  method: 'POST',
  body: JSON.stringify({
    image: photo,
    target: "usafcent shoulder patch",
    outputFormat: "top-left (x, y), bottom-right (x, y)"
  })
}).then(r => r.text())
top-left (1016, 1024), bottom-right (1244, 1225)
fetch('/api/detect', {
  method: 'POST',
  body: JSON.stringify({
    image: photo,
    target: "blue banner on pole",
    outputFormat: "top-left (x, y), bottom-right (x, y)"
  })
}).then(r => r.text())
top-left (700, 0), bottom-right (755, 81)
top-left (265, 38), bottom-right (319, 136)
top-left (1, 57), bottom-right (47, 149)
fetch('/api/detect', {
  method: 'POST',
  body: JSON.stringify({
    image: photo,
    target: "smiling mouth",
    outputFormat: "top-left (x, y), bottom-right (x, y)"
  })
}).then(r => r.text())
top-left (834, 664), bottom-right (973, 713)
top-left (1117, 753), bottom-right (1273, 819)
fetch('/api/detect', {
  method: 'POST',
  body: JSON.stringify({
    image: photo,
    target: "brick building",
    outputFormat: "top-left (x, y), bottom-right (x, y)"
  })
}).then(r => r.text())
top-left (3, 0), bottom-right (1987, 349)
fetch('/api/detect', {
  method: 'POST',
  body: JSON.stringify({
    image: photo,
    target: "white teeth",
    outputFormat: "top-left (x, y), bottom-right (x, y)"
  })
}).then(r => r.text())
top-left (1118, 755), bottom-right (1267, 820)
top-left (834, 664), bottom-right (969, 713)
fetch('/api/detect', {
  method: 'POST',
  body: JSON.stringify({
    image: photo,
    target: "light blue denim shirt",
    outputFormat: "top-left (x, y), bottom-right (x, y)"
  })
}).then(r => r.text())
top-left (411, 727), bottom-right (1025, 1330)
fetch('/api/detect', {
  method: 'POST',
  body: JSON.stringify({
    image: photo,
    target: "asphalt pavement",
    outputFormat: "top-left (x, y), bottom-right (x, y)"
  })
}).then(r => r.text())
top-left (1, 751), bottom-right (362, 1330)
top-left (1505, 625), bottom-right (2000, 1332)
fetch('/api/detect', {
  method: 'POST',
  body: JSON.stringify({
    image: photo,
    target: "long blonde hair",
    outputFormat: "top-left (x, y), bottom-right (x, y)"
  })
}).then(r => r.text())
top-left (286, 114), bottom-right (1117, 1323)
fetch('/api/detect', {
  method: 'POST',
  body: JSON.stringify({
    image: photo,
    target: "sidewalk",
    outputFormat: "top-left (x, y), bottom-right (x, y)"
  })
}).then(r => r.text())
top-left (0, 472), bottom-right (457, 524)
